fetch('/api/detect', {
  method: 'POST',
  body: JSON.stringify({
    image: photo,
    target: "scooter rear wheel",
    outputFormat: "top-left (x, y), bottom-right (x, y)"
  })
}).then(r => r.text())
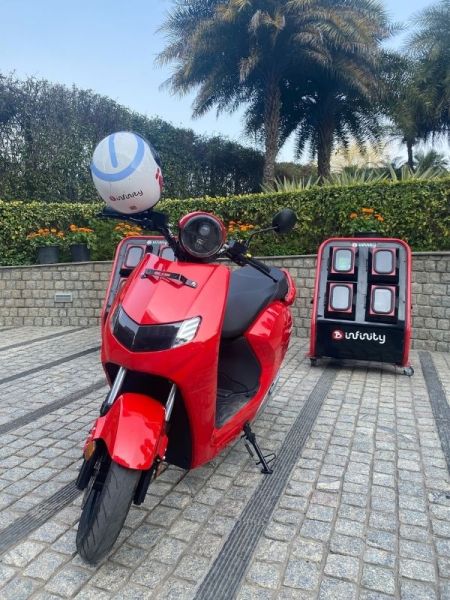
top-left (76, 459), bottom-right (140, 564)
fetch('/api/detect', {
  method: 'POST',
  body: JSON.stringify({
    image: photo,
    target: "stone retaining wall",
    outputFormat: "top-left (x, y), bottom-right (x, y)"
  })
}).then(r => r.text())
top-left (0, 253), bottom-right (449, 352)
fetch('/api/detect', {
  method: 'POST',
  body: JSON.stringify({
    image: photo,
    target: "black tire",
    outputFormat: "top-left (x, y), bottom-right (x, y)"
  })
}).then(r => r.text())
top-left (76, 460), bottom-right (140, 564)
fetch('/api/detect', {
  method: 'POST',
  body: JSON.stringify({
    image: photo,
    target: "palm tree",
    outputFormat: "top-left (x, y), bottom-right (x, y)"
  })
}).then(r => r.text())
top-left (297, 0), bottom-right (393, 178)
top-left (414, 149), bottom-right (449, 173)
top-left (158, 0), bottom-right (392, 184)
top-left (290, 72), bottom-right (384, 179)
top-left (158, 0), bottom-right (288, 183)
top-left (409, 0), bottom-right (450, 135)
top-left (244, 1), bottom-right (392, 178)
top-left (380, 52), bottom-right (429, 170)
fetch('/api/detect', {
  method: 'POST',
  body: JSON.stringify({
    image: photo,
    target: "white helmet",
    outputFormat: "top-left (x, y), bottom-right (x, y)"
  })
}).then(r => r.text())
top-left (91, 131), bottom-right (164, 214)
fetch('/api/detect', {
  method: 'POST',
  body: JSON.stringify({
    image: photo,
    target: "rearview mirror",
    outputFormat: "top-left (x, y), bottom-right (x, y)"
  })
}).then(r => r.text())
top-left (272, 209), bottom-right (297, 234)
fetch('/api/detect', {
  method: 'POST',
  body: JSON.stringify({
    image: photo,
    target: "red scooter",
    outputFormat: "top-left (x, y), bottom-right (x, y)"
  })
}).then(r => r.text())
top-left (76, 206), bottom-right (297, 563)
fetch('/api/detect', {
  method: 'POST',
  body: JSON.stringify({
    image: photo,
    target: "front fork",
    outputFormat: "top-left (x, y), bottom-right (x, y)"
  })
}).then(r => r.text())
top-left (100, 367), bottom-right (177, 422)
top-left (78, 368), bottom-right (176, 504)
top-left (100, 366), bottom-right (127, 416)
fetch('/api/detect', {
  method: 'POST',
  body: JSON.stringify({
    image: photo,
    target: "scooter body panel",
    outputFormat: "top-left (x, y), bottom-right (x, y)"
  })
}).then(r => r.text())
top-left (97, 244), bottom-right (296, 470)
top-left (101, 252), bottom-right (229, 468)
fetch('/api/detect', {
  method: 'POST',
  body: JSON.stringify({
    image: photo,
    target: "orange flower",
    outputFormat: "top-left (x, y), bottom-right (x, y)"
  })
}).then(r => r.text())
top-left (349, 212), bottom-right (358, 219)
top-left (377, 215), bottom-right (384, 222)
top-left (362, 208), bottom-right (374, 214)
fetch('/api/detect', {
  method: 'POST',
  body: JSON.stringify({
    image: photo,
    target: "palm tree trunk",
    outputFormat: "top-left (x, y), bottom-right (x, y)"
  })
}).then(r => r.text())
top-left (317, 118), bottom-right (334, 180)
top-left (263, 76), bottom-right (281, 185)
top-left (406, 140), bottom-right (414, 171)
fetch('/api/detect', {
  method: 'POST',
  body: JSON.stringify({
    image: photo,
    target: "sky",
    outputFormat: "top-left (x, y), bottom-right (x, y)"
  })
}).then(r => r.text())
top-left (0, 0), bottom-right (441, 162)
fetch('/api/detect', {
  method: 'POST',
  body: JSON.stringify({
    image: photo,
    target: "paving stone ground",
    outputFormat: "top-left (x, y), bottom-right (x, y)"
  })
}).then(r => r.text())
top-left (0, 327), bottom-right (448, 599)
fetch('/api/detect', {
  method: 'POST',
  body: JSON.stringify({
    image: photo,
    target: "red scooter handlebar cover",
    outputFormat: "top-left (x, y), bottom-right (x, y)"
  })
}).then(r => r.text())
top-left (91, 393), bottom-right (167, 470)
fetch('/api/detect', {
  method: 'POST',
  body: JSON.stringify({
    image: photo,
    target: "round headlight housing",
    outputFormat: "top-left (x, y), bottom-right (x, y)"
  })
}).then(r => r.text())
top-left (178, 212), bottom-right (226, 259)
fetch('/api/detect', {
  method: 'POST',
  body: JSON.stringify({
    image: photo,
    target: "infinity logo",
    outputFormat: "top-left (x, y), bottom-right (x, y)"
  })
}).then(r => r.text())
top-left (91, 133), bottom-right (145, 182)
top-left (331, 329), bottom-right (386, 345)
top-left (332, 330), bottom-right (344, 341)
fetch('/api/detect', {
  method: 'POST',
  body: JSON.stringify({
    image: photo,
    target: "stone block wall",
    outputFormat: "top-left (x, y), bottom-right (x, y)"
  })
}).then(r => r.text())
top-left (0, 252), bottom-right (449, 352)
top-left (409, 254), bottom-right (450, 353)
top-left (0, 262), bottom-right (111, 328)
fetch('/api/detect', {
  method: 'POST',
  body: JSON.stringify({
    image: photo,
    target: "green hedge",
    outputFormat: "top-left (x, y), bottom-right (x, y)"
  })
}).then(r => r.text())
top-left (1, 178), bottom-right (449, 266)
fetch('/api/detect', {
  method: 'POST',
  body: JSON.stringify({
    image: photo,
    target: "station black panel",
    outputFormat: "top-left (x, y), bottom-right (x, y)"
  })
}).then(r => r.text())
top-left (310, 238), bottom-right (412, 367)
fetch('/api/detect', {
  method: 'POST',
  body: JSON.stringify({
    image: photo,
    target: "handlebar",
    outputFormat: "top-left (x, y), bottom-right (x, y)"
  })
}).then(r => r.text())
top-left (246, 255), bottom-right (271, 275)
top-left (98, 207), bottom-right (179, 256)
top-left (97, 207), bottom-right (133, 221)
top-left (225, 240), bottom-right (275, 281)
top-left (97, 207), bottom-right (170, 230)
top-left (99, 209), bottom-right (274, 279)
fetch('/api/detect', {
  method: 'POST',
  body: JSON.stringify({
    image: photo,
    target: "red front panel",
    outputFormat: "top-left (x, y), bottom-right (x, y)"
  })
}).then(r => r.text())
top-left (102, 253), bottom-right (230, 469)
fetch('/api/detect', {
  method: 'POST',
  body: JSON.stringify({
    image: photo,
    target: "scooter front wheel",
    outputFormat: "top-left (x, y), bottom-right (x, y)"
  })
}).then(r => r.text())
top-left (76, 460), bottom-right (140, 564)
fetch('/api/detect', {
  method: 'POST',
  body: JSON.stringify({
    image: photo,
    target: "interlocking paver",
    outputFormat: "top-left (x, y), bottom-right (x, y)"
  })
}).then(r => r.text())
top-left (400, 579), bottom-right (438, 600)
top-left (0, 329), bottom-right (448, 599)
top-left (246, 560), bottom-right (283, 589)
top-left (361, 564), bottom-right (396, 595)
top-left (319, 577), bottom-right (358, 600)
top-left (0, 575), bottom-right (41, 599)
top-left (400, 558), bottom-right (436, 583)
top-left (22, 550), bottom-right (67, 580)
top-left (284, 558), bottom-right (320, 590)
top-left (45, 565), bottom-right (92, 597)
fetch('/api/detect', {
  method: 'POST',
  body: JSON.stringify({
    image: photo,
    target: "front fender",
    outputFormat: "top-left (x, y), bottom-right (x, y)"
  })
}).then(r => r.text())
top-left (89, 393), bottom-right (167, 470)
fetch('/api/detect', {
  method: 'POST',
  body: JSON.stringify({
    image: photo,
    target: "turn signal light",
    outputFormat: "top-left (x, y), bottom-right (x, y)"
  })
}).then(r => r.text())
top-left (84, 440), bottom-right (96, 461)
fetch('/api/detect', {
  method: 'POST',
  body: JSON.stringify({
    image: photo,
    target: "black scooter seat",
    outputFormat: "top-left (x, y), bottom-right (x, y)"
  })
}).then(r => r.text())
top-left (221, 266), bottom-right (288, 339)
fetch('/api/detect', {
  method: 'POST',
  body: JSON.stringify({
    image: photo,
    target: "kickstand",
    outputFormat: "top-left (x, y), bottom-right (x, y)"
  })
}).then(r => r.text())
top-left (242, 422), bottom-right (276, 474)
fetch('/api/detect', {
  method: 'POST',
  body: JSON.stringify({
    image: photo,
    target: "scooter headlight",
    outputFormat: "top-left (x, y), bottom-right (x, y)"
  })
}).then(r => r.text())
top-left (110, 306), bottom-right (201, 351)
top-left (178, 212), bottom-right (226, 259)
